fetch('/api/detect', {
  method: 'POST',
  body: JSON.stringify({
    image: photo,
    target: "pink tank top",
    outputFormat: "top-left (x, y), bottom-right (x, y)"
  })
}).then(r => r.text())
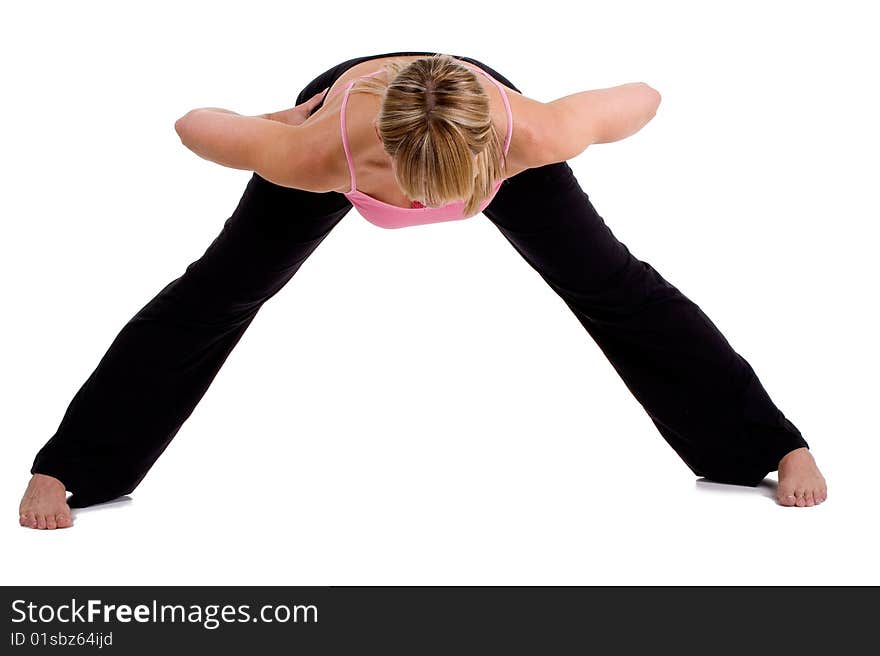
top-left (331, 62), bottom-right (513, 229)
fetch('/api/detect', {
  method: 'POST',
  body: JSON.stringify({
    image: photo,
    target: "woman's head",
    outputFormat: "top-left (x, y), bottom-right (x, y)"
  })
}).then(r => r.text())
top-left (351, 53), bottom-right (508, 216)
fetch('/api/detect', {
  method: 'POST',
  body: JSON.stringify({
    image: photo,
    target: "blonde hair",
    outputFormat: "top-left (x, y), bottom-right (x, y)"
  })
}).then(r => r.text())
top-left (349, 53), bottom-right (508, 217)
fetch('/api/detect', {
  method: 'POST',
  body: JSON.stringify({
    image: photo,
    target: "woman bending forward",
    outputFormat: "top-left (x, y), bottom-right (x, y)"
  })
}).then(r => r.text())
top-left (19, 51), bottom-right (827, 529)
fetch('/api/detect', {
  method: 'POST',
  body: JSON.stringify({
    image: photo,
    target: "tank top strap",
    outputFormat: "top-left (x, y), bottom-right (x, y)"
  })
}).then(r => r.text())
top-left (340, 69), bottom-right (387, 194)
top-left (462, 63), bottom-right (513, 157)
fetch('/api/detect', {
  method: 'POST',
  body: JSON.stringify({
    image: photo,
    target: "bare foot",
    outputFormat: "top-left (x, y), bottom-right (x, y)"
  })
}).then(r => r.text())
top-left (19, 474), bottom-right (73, 529)
top-left (777, 447), bottom-right (827, 507)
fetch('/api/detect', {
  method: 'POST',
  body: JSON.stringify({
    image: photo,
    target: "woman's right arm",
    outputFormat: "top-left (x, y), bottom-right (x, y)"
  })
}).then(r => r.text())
top-left (518, 82), bottom-right (662, 167)
top-left (174, 107), bottom-right (335, 191)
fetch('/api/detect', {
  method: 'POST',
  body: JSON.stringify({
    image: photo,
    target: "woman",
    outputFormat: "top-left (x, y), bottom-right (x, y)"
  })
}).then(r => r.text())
top-left (19, 51), bottom-right (827, 529)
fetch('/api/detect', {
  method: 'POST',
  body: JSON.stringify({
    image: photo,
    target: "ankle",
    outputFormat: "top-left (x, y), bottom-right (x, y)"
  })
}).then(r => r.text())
top-left (31, 473), bottom-right (67, 491)
top-left (778, 447), bottom-right (809, 467)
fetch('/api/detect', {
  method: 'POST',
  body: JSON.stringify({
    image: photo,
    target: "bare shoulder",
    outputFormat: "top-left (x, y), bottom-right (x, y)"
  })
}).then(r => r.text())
top-left (499, 87), bottom-right (558, 175)
top-left (289, 107), bottom-right (351, 193)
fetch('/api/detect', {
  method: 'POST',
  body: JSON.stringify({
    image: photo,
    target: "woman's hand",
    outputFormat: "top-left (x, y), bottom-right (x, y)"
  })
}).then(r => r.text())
top-left (257, 88), bottom-right (329, 126)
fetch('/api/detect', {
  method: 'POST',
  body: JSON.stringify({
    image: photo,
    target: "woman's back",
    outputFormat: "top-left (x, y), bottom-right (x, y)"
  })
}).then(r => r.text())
top-left (298, 54), bottom-right (534, 224)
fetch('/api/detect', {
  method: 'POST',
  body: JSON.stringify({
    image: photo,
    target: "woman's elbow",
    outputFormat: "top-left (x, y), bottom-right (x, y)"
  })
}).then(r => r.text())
top-left (638, 82), bottom-right (662, 117)
top-left (174, 111), bottom-right (194, 141)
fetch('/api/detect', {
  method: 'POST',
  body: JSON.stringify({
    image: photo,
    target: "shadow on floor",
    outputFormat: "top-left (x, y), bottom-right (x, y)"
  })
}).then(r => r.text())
top-left (695, 477), bottom-right (778, 500)
top-left (69, 495), bottom-right (133, 518)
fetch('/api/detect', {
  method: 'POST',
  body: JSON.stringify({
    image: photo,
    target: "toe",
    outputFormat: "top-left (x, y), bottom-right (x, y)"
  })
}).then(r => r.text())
top-left (26, 512), bottom-right (38, 528)
top-left (46, 515), bottom-right (57, 530)
top-left (36, 514), bottom-right (47, 529)
top-left (804, 492), bottom-right (815, 507)
top-left (778, 493), bottom-right (797, 506)
top-left (56, 513), bottom-right (72, 529)
top-left (19, 513), bottom-right (27, 526)
top-left (795, 490), bottom-right (806, 507)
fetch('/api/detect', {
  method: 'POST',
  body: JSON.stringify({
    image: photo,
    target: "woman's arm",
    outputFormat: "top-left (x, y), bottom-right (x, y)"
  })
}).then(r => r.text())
top-left (520, 82), bottom-right (662, 167)
top-left (173, 89), bottom-right (330, 190)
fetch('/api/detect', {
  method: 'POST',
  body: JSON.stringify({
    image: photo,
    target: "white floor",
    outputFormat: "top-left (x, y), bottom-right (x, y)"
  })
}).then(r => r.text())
top-left (1, 426), bottom-right (867, 586)
top-left (2, 213), bottom-right (872, 584)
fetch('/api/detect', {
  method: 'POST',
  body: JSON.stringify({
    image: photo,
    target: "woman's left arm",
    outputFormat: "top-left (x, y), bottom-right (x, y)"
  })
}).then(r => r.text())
top-left (174, 89), bottom-right (330, 190)
top-left (518, 82), bottom-right (662, 167)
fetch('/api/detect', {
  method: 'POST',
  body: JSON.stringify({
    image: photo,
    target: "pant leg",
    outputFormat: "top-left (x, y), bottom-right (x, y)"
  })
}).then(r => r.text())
top-left (31, 71), bottom-right (357, 508)
top-left (29, 49), bottom-right (484, 508)
top-left (482, 162), bottom-right (809, 486)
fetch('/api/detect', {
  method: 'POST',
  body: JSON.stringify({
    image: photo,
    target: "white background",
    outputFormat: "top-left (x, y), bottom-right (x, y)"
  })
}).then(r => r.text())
top-left (2, 1), bottom-right (877, 585)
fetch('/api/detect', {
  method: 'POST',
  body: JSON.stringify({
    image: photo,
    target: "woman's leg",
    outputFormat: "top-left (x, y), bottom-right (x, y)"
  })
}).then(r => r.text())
top-left (28, 71), bottom-right (358, 509)
top-left (451, 56), bottom-right (815, 489)
top-left (30, 175), bottom-right (352, 508)
top-left (22, 49), bottom-right (471, 518)
top-left (482, 162), bottom-right (809, 486)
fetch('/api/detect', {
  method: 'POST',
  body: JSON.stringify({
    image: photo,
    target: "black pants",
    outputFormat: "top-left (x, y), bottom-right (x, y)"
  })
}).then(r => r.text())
top-left (32, 51), bottom-right (808, 508)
